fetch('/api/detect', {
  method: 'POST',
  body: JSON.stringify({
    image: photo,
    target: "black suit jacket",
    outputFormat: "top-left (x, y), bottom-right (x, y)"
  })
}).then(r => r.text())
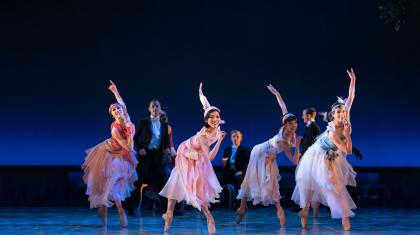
top-left (301, 121), bottom-right (321, 155)
top-left (134, 118), bottom-right (170, 152)
top-left (222, 145), bottom-right (250, 173)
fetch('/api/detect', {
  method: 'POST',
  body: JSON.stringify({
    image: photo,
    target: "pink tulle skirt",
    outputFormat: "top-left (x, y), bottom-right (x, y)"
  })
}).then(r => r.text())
top-left (82, 140), bottom-right (137, 208)
top-left (159, 141), bottom-right (222, 210)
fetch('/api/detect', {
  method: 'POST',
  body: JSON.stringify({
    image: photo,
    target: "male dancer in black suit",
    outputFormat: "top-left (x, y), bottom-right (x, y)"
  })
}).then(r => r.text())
top-left (301, 107), bottom-right (321, 217)
top-left (221, 130), bottom-right (250, 190)
top-left (301, 107), bottom-right (321, 156)
top-left (126, 99), bottom-right (170, 215)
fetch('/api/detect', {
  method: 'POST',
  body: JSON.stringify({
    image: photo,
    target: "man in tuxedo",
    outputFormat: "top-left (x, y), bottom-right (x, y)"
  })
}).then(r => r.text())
top-left (221, 130), bottom-right (250, 190)
top-left (126, 99), bottom-right (170, 215)
top-left (301, 107), bottom-right (321, 217)
top-left (301, 107), bottom-right (321, 156)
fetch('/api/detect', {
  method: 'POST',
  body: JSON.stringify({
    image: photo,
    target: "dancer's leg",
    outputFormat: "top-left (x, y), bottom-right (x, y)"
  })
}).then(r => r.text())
top-left (202, 206), bottom-right (216, 234)
top-left (274, 201), bottom-right (286, 226)
top-left (162, 199), bottom-right (176, 232)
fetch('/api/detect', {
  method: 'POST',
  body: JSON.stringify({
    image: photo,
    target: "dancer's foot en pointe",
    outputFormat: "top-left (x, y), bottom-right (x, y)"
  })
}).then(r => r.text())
top-left (98, 206), bottom-right (107, 226)
top-left (202, 207), bottom-right (216, 234)
top-left (342, 217), bottom-right (351, 231)
top-left (118, 209), bottom-right (128, 227)
top-left (235, 207), bottom-right (247, 224)
top-left (277, 207), bottom-right (286, 226)
top-left (206, 215), bottom-right (216, 234)
top-left (298, 208), bottom-right (309, 229)
top-left (162, 211), bottom-right (173, 232)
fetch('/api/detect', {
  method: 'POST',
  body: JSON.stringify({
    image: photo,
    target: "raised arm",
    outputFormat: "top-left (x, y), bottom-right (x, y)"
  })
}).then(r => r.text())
top-left (344, 68), bottom-right (356, 114)
top-left (267, 84), bottom-right (288, 116)
top-left (108, 80), bottom-right (131, 122)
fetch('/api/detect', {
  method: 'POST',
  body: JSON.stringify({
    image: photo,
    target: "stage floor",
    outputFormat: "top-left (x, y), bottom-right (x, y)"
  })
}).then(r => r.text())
top-left (0, 207), bottom-right (419, 234)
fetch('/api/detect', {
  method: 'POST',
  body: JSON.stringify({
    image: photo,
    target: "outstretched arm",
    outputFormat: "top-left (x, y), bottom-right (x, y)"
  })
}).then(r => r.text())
top-left (345, 68), bottom-right (356, 114)
top-left (279, 136), bottom-right (302, 165)
top-left (109, 80), bottom-right (131, 122)
top-left (267, 84), bottom-right (288, 116)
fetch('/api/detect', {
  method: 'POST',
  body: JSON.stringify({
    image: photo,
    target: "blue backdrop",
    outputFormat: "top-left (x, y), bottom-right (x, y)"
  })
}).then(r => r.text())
top-left (2, 0), bottom-right (420, 166)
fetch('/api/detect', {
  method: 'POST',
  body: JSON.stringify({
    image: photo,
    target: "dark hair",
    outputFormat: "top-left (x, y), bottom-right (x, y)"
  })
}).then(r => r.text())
top-left (282, 114), bottom-right (297, 125)
top-left (204, 109), bottom-right (220, 128)
top-left (304, 107), bottom-right (317, 117)
top-left (149, 99), bottom-right (161, 107)
top-left (108, 103), bottom-right (124, 117)
top-left (230, 130), bottom-right (242, 136)
top-left (328, 103), bottom-right (345, 121)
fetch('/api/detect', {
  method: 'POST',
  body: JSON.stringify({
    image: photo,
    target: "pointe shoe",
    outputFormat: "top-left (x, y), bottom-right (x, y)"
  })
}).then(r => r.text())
top-left (118, 209), bottom-right (128, 227)
top-left (207, 217), bottom-right (216, 234)
top-left (298, 209), bottom-right (309, 229)
top-left (235, 208), bottom-right (246, 224)
top-left (277, 207), bottom-right (286, 226)
top-left (98, 206), bottom-right (107, 226)
top-left (342, 217), bottom-right (351, 231)
top-left (162, 212), bottom-right (173, 232)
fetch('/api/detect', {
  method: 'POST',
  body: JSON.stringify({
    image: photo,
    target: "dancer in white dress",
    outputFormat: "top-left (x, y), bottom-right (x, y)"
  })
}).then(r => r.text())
top-left (236, 84), bottom-right (302, 226)
top-left (291, 68), bottom-right (357, 231)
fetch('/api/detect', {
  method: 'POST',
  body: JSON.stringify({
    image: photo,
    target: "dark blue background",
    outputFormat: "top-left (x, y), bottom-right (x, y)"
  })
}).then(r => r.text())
top-left (2, 1), bottom-right (420, 166)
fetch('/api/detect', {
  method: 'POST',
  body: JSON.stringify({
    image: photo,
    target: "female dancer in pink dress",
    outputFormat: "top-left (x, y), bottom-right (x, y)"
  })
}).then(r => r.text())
top-left (236, 84), bottom-right (302, 226)
top-left (159, 83), bottom-right (226, 234)
top-left (291, 68), bottom-right (357, 230)
top-left (82, 80), bottom-right (137, 227)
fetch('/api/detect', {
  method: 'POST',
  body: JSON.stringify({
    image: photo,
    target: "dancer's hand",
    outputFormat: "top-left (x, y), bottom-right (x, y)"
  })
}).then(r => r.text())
top-left (139, 149), bottom-right (146, 156)
top-left (346, 68), bottom-right (356, 81)
top-left (343, 121), bottom-right (351, 137)
top-left (295, 136), bottom-right (303, 147)
top-left (235, 171), bottom-right (243, 177)
top-left (267, 84), bottom-right (280, 96)
top-left (218, 131), bottom-right (227, 141)
top-left (108, 80), bottom-right (118, 94)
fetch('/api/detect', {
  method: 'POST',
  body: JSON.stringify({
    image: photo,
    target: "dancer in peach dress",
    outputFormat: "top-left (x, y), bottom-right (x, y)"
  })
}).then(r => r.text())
top-left (82, 80), bottom-right (137, 227)
top-left (159, 83), bottom-right (226, 234)
top-left (236, 84), bottom-right (302, 227)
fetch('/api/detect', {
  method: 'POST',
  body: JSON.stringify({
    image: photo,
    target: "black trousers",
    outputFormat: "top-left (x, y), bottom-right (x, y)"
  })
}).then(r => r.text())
top-left (124, 148), bottom-right (165, 211)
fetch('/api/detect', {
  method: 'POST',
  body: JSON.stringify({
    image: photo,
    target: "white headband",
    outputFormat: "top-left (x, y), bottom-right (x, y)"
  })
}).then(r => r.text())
top-left (282, 113), bottom-right (296, 124)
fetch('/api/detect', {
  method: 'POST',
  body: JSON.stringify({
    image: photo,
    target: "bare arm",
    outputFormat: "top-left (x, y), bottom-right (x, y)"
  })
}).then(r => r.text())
top-left (200, 131), bottom-right (226, 161)
top-left (111, 126), bottom-right (134, 152)
top-left (267, 84), bottom-right (288, 116)
top-left (279, 136), bottom-right (302, 165)
top-left (344, 68), bottom-right (356, 116)
top-left (109, 80), bottom-right (131, 123)
top-left (328, 123), bottom-right (352, 154)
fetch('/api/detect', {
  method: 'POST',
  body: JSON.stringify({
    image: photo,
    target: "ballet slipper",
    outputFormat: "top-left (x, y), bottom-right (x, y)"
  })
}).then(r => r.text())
top-left (118, 209), bottom-right (128, 227)
top-left (235, 207), bottom-right (247, 224)
top-left (342, 217), bottom-right (351, 231)
top-left (298, 208), bottom-right (309, 229)
top-left (162, 211), bottom-right (173, 232)
top-left (207, 217), bottom-right (216, 234)
top-left (98, 206), bottom-right (107, 226)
